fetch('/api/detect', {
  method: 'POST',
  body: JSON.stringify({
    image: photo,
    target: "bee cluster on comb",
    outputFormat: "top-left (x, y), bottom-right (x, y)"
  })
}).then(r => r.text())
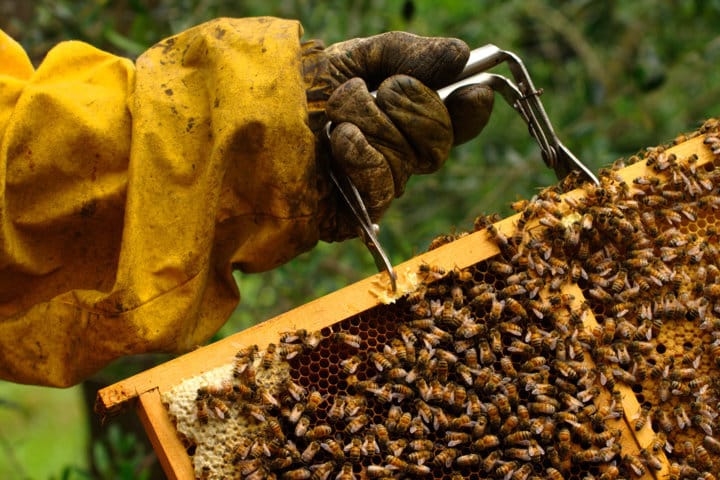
top-left (162, 119), bottom-right (720, 480)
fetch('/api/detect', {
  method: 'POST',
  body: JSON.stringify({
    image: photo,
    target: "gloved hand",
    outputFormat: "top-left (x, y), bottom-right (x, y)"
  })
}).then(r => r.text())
top-left (302, 32), bottom-right (494, 241)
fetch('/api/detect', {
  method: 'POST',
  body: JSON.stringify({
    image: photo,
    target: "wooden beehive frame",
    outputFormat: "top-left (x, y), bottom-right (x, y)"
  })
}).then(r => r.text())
top-left (97, 135), bottom-right (712, 480)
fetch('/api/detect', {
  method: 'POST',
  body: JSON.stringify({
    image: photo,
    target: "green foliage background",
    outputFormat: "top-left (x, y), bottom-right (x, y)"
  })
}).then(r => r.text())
top-left (1, 0), bottom-right (720, 478)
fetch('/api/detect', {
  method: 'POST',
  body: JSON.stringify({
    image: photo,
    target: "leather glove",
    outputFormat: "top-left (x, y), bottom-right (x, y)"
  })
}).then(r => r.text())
top-left (302, 32), bottom-right (494, 241)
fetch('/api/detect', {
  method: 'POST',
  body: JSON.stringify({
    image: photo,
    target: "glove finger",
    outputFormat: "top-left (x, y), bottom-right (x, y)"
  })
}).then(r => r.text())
top-left (325, 32), bottom-right (469, 90)
top-left (444, 84), bottom-right (494, 145)
top-left (327, 77), bottom-right (415, 194)
top-left (330, 122), bottom-right (395, 222)
top-left (376, 74), bottom-right (453, 174)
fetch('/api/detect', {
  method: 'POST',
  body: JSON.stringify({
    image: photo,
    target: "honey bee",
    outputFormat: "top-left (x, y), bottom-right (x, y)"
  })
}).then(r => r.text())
top-left (279, 328), bottom-right (308, 345)
top-left (446, 431), bottom-right (472, 447)
top-left (401, 439), bottom-right (429, 455)
top-left (298, 440), bottom-right (321, 464)
top-left (385, 367), bottom-right (408, 380)
top-left (299, 330), bottom-right (323, 350)
top-left (310, 461), bottom-right (336, 480)
top-left (284, 378), bottom-right (307, 402)
top-left (592, 428), bottom-right (621, 448)
top-left (478, 339), bottom-right (497, 365)
top-left (390, 383), bottom-right (413, 402)
top-left (231, 437), bottom-right (254, 463)
top-left (673, 404), bottom-right (691, 429)
top-left (368, 425), bottom-right (388, 449)
top-left (498, 283), bottom-right (526, 300)
top-left (196, 397), bottom-right (209, 424)
top-left (504, 430), bottom-right (533, 446)
top-left (360, 432), bottom-right (379, 457)
top-left (490, 259), bottom-right (514, 276)
top-left (528, 402), bottom-right (555, 415)
top-left (280, 468), bottom-right (312, 480)
top-left (306, 424), bottom-right (333, 440)
top-left (454, 453), bottom-right (480, 468)
top-left (305, 390), bottom-right (323, 413)
top-left (511, 463), bottom-right (533, 480)
top-left (387, 338), bottom-right (408, 363)
top-left (340, 355), bottom-right (362, 375)
top-left (235, 361), bottom-right (258, 387)
top-left (652, 407), bottom-right (673, 433)
top-left (504, 382), bottom-right (520, 407)
top-left (406, 464), bottom-right (431, 476)
top-left (508, 339), bottom-right (535, 356)
top-left (366, 465), bottom-right (395, 479)
top-left (368, 383), bottom-right (393, 404)
top-left (259, 343), bottom-right (277, 369)
top-left (651, 432), bottom-right (668, 454)
top-left (241, 402), bottom-right (267, 422)
top-left (499, 356), bottom-right (518, 377)
top-left (704, 434), bottom-right (720, 455)
top-left (446, 285), bottom-right (465, 308)
top-left (430, 325), bottom-right (453, 344)
top-left (610, 367), bottom-right (635, 385)
top-left (294, 415), bottom-right (311, 437)
top-left (452, 385), bottom-right (467, 410)
top-left (573, 447), bottom-right (612, 464)
top-left (439, 299), bottom-right (458, 325)
top-left (454, 319), bottom-right (484, 339)
top-left (237, 458), bottom-right (263, 476)
top-left (276, 336), bottom-right (307, 357)
top-left (638, 448), bottom-right (663, 471)
top-left (487, 223), bottom-right (517, 256)
top-left (576, 386), bottom-right (600, 404)
top-left (521, 355), bottom-right (547, 372)
top-left (615, 343), bottom-right (632, 365)
top-left (318, 439), bottom-right (344, 462)
top-left (419, 262), bottom-right (446, 280)
top-left (384, 453), bottom-right (410, 472)
top-left (599, 464), bottom-right (621, 480)
top-left (333, 463), bottom-right (355, 480)
top-left (485, 402), bottom-right (502, 427)
top-left (234, 344), bottom-right (258, 361)
top-left (395, 411), bottom-right (413, 434)
top-left (423, 446), bottom-right (456, 468)
top-left (265, 416), bottom-right (286, 443)
top-left (258, 387), bottom-right (281, 409)
top-left (494, 461), bottom-right (519, 479)
top-left (694, 414), bottom-right (714, 436)
top-left (545, 467), bottom-right (565, 480)
top-left (410, 300), bottom-right (431, 319)
top-left (250, 438), bottom-right (273, 458)
top-left (334, 332), bottom-right (361, 348)
top-left (346, 414), bottom-right (369, 434)
top-left (588, 285), bottom-right (614, 303)
top-left (487, 297), bottom-right (505, 322)
top-left (450, 363), bottom-right (471, 387)
top-left (207, 397), bottom-right (229, 420)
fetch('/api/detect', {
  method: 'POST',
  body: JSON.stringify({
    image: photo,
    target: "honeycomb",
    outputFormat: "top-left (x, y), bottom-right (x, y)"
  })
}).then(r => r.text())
top-left (163, 119), bottom-right (720, 480)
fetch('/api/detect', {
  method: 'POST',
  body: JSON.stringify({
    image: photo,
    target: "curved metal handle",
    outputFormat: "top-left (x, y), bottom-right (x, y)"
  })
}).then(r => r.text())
top-left (437, 46), bottom-right (600, 186)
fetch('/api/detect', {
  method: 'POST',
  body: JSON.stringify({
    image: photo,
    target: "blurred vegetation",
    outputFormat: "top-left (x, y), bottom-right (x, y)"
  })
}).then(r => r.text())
top-left (1, 0), bottom-right (720, 478)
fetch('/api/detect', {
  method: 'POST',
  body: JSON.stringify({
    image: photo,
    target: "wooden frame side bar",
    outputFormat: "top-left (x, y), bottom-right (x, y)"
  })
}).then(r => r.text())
top-left (137, 389), bottom-right (195, 480)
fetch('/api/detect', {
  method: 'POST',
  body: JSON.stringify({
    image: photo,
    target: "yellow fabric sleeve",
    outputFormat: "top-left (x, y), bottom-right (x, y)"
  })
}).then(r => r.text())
top-left (0, 18), bottom-right (319, 386)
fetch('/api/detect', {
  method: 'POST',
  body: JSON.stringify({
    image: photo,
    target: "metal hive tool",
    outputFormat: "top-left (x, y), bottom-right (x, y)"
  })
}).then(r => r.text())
top-left (328, 44), bottom-right (600, 295)
top-left (98, 119), bottom-right (720, 480)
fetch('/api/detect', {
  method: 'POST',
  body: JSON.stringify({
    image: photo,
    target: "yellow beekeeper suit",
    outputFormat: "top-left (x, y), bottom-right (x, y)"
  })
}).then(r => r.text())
top-left (0, 17), bottom-right (323, 387)
top-left (0, 17), bottom-right (492, 387)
